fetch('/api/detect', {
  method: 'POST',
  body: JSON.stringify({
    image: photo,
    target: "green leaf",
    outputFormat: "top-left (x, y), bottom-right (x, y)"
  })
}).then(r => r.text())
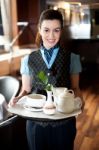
top-left (37, 71), bottom-right (48, 85)
top-left (45, 84), bottom-right (53, 91)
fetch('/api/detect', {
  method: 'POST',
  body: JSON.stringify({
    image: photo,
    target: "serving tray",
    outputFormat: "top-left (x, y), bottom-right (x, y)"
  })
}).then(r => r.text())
top-left (8, 103), bottom-right (82, 121)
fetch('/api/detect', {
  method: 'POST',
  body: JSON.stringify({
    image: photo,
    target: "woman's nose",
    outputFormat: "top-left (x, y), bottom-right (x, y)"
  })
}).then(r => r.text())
top-left (49, 31), bottom-right (54, 38)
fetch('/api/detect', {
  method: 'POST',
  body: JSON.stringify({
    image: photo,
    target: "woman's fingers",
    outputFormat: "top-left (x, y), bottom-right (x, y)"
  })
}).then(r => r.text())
top-left (8, 97), bottom-right (19, 107)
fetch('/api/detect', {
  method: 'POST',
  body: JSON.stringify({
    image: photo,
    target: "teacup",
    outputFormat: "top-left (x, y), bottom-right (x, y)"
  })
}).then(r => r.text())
top-left (20, 94), bottom-right (46, 107)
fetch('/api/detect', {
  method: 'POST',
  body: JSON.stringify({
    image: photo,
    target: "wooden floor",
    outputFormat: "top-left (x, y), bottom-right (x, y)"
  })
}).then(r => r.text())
top-left (74, 87), bottom-right (99, 150)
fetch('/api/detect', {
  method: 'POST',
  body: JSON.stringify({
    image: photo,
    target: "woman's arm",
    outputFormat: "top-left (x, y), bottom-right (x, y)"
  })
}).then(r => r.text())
top-left (20, 74), bottom-right (33, 94)
top-left (8, 74), bottom-right (32, 107)
top-left (8, 54), bottom-right (33, 107)
top-left (70, 74), bottom-right (81, 97)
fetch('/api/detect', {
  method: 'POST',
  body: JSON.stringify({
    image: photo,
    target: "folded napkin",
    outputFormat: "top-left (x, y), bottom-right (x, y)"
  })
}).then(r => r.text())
top-left (17, 95), bottom-right (46, 108)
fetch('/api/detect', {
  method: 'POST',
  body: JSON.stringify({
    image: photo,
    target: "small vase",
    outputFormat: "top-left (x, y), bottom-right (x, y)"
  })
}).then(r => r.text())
top-left (43, 90), bottom-right (56, 115)
top-left (46, 90), bottom-right (53, 104)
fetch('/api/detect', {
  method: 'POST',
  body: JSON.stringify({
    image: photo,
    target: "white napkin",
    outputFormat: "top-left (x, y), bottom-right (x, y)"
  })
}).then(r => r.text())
top-left (17, 95), bottom-right (46, 107)
top-left (16, 96), bottom-right (27, 105)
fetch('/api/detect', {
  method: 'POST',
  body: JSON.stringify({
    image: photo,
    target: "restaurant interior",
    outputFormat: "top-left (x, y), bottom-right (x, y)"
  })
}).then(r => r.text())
top-left (0, 0), bottom-right (99, 150)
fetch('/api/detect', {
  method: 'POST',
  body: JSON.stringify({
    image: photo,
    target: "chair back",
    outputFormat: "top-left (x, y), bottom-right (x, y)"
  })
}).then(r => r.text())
top-left (0, 76), bottom-right (21, 103)
top-left (0, 76), bottom-right (28, 149)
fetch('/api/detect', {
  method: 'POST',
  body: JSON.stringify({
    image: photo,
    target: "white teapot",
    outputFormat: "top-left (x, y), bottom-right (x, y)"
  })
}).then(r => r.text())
top-left (52, 87), bottom-right (82, 113)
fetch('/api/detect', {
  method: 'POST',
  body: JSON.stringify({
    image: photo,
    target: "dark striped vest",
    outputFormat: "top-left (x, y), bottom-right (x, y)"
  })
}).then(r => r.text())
top-left (28, 48), bottom-right (71, 94)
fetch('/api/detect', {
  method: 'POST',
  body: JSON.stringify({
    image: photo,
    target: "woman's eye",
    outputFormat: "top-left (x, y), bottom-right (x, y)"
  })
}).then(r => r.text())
top-left (44, 29), bottom-right (49, 32)
top-left (55, 29), bottom-right (61, 32)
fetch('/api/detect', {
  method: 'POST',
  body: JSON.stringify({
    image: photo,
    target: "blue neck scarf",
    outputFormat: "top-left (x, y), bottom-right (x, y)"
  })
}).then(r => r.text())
top-left (42, 44), bottom-right (58, 63)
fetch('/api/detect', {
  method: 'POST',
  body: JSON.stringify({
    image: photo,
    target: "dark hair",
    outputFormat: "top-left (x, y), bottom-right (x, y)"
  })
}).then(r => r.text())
top-left (35, 9), bottom-right (71, 49)
top-left (38, 9), bottom-right (63, 28)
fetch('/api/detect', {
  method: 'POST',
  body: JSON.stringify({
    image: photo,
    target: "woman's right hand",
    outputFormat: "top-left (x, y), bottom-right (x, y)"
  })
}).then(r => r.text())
top-left (8, 96), bottom-right (20, 107)
top-left (8, 90), bottom-right (29, 108)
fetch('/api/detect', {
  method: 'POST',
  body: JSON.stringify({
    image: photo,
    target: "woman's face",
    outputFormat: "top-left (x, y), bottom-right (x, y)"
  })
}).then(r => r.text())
top-left (39, 19), bottom-right (62, 49)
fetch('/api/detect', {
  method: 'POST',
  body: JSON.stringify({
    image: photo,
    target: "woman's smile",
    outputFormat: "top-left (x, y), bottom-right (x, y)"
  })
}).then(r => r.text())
top-left (46, 39), bottom-right (56, 46)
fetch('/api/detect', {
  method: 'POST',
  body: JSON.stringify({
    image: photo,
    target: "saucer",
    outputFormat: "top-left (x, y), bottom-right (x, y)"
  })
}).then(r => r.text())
top-left (24, 105), bottom-right (43, 112)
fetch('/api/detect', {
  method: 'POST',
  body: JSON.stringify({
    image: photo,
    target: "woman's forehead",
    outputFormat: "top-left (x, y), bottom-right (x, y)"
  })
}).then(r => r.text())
top-left (40, 19), bottom-right (61, 28)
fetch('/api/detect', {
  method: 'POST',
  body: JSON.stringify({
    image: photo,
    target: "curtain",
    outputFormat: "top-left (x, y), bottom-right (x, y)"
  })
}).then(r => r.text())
top-left (0, 0), bottom-right (12, 51)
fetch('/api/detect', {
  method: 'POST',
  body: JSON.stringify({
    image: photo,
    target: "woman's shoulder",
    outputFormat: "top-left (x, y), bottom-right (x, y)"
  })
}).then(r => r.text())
top-left (70, 52), bottom-right (82, 74)
top-left (70, 52), bottom-right (81, 65)
top-left (71, 52), bottom-right (81, 62)
top-left (22, 50), bottom-right (40, 61)
top-left (71, 52), bottom-right (80, 58)
top-left (22, 54), bottom-right (29, 60)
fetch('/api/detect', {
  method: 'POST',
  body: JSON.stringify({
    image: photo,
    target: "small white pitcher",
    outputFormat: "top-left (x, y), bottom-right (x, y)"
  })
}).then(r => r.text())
top-left (43, 91), bottom-right (56, 115)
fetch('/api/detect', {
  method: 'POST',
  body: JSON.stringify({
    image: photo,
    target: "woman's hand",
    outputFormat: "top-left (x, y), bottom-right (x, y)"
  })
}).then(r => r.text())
top-left (8, 90), bottom-right (29, 107)
top-left (8, 96), bottom-right (21, 107)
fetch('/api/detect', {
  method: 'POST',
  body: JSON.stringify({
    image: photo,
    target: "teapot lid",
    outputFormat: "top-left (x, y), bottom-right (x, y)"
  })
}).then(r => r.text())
top-left (59, 89), bottom-right (74, 98)
top-left (59, 89), bottom-right (68, 98)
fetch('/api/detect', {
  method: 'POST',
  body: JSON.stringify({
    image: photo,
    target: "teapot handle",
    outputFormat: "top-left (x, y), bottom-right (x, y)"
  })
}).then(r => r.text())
top-left (74, 97), bottom-right (82, 110)
top-left (68, 89), bottom-right (74, 96)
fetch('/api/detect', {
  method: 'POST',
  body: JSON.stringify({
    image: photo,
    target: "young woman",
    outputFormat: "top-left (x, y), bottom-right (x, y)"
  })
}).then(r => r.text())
top-left (9, 9), bottom-right (83, 150)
